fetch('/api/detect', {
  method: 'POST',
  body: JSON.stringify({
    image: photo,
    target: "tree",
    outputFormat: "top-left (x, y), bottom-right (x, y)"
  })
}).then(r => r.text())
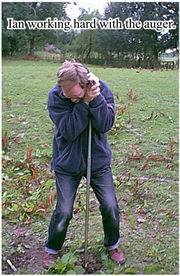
top-left (71, 8), bottom-right (102, 63)
top-left (2, 2), bottom-right (68, 56)
top-left (98, 2), bottom-right (179, 68)
top-left (131, 2), bottom-right (179, 68)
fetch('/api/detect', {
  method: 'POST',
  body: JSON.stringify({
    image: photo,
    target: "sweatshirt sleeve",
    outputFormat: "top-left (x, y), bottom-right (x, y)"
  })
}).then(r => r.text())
top-left (89, 81), bottom-right (115, 133)
top-left (48, 88), bottom-right (89, 141)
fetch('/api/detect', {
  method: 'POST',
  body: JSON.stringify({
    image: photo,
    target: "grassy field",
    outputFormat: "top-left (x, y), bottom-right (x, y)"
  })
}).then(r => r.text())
top-left (2, 59), bottom-right (179, 274)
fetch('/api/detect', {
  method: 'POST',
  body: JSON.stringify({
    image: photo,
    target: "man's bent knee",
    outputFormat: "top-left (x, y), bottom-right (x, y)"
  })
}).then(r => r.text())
top-left (101, 203), bottom-right (120, 218)
top-left (54, 211), bottom-right (72, 232)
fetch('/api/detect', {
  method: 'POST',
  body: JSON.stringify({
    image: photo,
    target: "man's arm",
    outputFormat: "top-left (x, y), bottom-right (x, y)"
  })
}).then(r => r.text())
top-left (48, 89), bottom-right (89, 141)
top-left (89, 81), bottom-right (115, 133)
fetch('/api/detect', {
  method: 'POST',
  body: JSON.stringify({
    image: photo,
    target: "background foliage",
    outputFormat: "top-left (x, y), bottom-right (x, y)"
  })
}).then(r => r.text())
top-left (2, 2), bottom-right (179, 68)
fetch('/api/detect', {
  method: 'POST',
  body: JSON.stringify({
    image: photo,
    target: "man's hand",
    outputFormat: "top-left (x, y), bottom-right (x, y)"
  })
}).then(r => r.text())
top-left (83, 73), bottom-right (100, 105)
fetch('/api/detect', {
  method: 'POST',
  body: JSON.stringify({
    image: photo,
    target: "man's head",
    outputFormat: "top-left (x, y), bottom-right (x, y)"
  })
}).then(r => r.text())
top-left (57, 61), bottom-right (89, 103)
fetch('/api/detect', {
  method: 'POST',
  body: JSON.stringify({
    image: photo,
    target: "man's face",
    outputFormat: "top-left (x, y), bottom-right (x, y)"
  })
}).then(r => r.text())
top-left (61, 83), bottom-right (85, 103)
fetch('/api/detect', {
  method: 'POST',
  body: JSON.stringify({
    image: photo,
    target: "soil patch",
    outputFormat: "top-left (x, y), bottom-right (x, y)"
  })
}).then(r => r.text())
top-left (2, 223), bottom-right (45, 274)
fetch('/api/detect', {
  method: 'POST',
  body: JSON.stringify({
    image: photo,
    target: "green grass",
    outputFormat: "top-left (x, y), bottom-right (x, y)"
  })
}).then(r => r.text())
top-left (2, 59), bottom-right (179, 274)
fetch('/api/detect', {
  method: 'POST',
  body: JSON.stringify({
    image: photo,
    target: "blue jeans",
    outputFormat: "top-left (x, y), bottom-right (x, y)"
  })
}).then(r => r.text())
top-left (45, 166), bottom-right (120, 253)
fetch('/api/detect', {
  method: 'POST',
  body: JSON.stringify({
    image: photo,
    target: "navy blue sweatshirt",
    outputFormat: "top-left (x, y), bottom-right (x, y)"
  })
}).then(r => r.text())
top-left (47, 80), bottom-right (115, 175)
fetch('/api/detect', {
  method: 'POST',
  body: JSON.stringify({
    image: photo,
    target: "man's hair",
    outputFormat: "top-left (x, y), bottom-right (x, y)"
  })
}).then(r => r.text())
top-left (57, 60), bottom-right (89, 88)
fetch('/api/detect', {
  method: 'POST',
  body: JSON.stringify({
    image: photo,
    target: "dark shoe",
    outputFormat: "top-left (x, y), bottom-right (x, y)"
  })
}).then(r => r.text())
top-left (108, 248), bottom-right (125, 265)
top-left (43, 252), bottom-right (58, 269)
